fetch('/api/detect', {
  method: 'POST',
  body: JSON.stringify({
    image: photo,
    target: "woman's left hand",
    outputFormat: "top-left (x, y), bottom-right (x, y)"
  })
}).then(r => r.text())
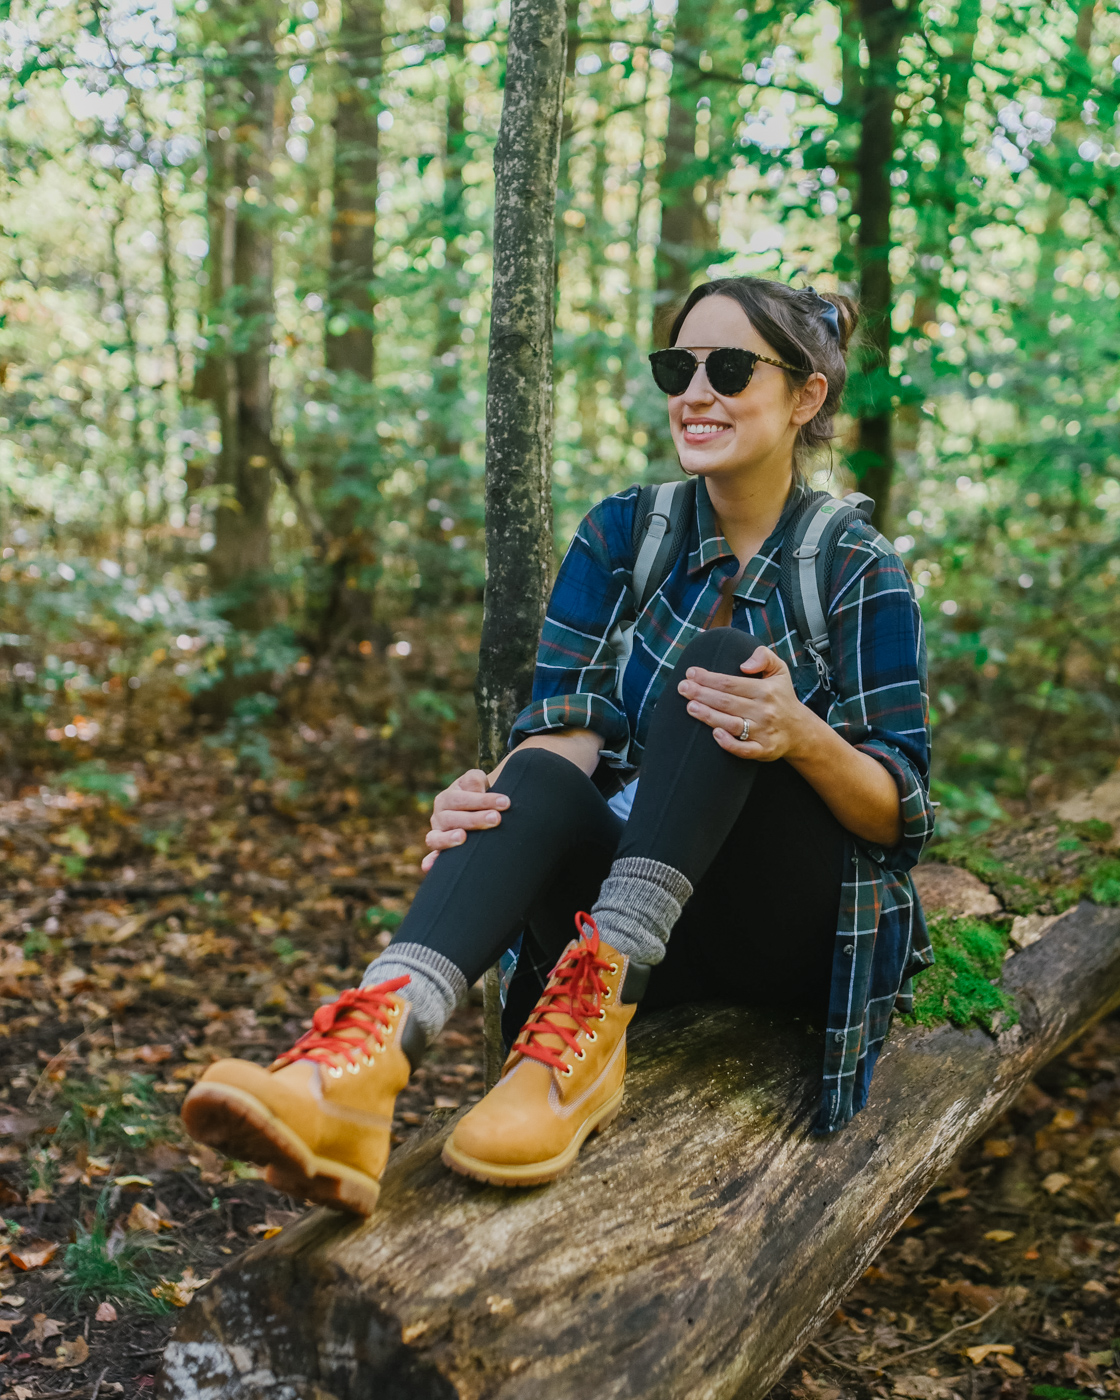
top-left (677, 646), bottom-right (811, 761)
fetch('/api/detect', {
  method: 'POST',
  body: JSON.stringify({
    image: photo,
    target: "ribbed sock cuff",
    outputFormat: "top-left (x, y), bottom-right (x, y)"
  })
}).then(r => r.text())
top-left (360, 943), bottom-right (468, 1041)
top-left (590, 856), bottom-right (692, 967)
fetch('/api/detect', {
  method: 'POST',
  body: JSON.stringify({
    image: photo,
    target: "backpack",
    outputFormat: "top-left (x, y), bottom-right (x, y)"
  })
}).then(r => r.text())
top-left (612, 480), bottom-right (876, 698)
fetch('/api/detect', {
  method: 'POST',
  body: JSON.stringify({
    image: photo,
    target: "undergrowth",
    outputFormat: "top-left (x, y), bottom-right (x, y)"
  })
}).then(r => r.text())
top-left (906, 914), bottom-right (1018, 1034)
top-left (59, 1194), bottom-right (173, 1315)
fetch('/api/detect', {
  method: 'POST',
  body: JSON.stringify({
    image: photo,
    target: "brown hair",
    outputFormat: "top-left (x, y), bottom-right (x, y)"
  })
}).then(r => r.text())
top-left (667, 277), bottom-right (859, 481)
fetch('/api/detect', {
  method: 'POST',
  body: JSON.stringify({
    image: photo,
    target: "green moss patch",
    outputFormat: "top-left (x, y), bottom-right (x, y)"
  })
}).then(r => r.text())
top-left (928, 814), bottom-right (1120, 916)
top-left (905, 914), bottom-right (1018, 1034)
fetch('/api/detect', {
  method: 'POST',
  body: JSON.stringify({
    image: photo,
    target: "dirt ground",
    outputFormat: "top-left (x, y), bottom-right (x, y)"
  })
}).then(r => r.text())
top-left (1, 747), bottom-right (1119, 1400)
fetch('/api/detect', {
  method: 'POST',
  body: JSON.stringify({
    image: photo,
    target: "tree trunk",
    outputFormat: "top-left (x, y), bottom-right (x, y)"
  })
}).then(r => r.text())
top-left (475, 0), bottom-right (567, 1083)
top-left (326, 0), bottom-right (380, 381)
top-left (158, 895), bottom-right (1120, 1400)
top-left (849, 0), bottom-right (909, 531)
top-left (655, 0), bottom-right (714, 310)
top-left (197, 15), bottom-right (278, 631)
top-left (475, 0), bottom-right (566, 769)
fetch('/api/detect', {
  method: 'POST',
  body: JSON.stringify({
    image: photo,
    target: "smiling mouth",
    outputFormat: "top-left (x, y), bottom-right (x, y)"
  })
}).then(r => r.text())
top-left (683, 422), bottom-right (731, 437)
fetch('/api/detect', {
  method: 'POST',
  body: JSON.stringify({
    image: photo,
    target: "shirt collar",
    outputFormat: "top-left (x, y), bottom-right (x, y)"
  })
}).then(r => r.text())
top-left (687, 477), bottom-right (808, 605)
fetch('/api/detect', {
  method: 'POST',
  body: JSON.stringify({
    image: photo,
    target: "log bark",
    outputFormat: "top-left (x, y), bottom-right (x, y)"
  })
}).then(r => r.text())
top-left (158, 896), bottom-right (1120, 1400)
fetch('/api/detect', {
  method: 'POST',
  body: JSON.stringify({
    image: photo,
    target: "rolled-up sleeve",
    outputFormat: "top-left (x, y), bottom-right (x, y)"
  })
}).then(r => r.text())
top-left (508, 492), bottom-right (638, 765)
top-left (825, 546), bottom-right (934, 872)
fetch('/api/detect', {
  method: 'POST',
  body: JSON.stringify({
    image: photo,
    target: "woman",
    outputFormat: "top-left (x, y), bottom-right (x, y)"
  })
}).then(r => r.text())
top-left (182, 277), bottom-right (934, 1217)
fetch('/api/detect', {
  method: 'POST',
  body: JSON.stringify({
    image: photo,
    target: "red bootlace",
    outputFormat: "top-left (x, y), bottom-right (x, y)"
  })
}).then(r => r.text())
top-left (518, 914), bottom-right (614, 1074)
top-left (271, 978), bottom-right (410, 1070)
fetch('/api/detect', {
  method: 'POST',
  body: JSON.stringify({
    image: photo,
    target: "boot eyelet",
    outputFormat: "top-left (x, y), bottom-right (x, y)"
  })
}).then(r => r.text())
top-left (575, 1048), bottom-right (585, 1060)
top-left (389, 1002), bottom-right (401, 1016)
top-left (347, 1061), bottom-right (361, 1075)
top-left (597, 1009), bottom-right (607, 1020)
top-left (586, 1030), bottom-right (597, 1043)
top-left (562, 1064), bottom-right (574, 1077)
top-left (375, 1041), bottom-right (387, 1053)
top-left (603, 987), bottom-right (612, 999)
top-left (609, 963), bottom-right (618, 975)
top-left (328, 1065), bottom-right (344, 1079)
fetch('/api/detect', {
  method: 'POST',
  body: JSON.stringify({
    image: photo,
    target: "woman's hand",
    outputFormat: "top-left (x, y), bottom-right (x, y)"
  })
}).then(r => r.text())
top-left (422, 770), bottom-right (510, 872)
top-left (677, 645), bottom-right (811, 761)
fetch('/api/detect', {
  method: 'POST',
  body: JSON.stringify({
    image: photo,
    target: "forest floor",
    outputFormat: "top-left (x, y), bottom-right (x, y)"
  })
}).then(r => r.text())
top-left (1, 743), bottom-right (1119, 1400)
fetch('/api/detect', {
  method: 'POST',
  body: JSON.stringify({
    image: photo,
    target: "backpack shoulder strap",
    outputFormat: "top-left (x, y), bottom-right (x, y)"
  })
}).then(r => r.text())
top-left (780, 491), bottom-right (875, 691)
top-left (630, 477), bottom-right (696, 610)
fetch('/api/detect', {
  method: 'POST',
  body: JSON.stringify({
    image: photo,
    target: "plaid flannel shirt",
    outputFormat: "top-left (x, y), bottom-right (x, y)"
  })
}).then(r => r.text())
top-left (509, 479), bottom-right (935, 1132)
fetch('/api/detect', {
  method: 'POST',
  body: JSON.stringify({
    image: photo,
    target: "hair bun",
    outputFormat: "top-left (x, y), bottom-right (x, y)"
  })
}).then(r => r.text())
top-left (820, 293), bottom-right (858, 355)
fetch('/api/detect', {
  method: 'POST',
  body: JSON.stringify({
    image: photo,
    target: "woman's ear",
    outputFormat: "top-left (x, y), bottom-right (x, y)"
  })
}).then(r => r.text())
top-left (790, 372), bottom-right (828, 426)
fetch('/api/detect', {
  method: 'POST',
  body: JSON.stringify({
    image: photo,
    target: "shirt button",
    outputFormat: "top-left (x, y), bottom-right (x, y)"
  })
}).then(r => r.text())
top-left (843, 944), bottom-right (855, 956)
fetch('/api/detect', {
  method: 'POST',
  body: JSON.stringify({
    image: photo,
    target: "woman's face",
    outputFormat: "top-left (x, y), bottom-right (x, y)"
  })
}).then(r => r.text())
top-left (667, 295), bottom-right (824, 488)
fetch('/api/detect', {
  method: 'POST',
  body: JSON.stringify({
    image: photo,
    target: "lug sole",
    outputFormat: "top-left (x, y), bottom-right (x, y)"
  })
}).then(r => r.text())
top-left (181, 1082), bottom-right (381, 1217)
top-left (440, 1083), bottom-right (625, 1187)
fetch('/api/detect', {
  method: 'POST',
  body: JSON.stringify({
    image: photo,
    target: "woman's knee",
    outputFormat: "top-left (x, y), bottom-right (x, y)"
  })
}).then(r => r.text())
top-left (678, 627), bottom-right (760, 676)
top-left (492, 743), bottom-right (596, 796)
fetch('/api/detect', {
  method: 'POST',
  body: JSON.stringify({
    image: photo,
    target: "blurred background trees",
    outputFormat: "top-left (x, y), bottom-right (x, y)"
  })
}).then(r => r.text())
top-left (1, 0), bottom-right (1118, 828)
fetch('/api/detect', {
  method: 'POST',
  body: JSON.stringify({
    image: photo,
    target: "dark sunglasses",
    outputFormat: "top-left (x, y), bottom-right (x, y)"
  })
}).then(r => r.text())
top-left (648, 346), bottom-right (803, 397)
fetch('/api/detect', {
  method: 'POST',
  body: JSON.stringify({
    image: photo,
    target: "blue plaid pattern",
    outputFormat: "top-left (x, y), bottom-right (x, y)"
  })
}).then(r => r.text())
top-left (510, 479), bottom-right (935, 1132)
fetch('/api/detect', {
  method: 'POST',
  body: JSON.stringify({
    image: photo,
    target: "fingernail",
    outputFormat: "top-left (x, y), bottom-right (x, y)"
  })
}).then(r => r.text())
top-left (487, 812), bottom-right (500, 823)
top-left (688, 702), bottom-right (700, 713)
top-left (496, 796), bottom-right (510, 808)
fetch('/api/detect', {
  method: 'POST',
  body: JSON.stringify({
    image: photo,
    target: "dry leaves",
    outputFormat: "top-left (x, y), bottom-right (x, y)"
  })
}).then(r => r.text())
top-left (8, 1239), bottom-right (57, 1271)
top-left (37, 1334), bottom-right (89, 1369)
top-left (94, 1300), bottom-right (118, 1322)
top-left (151, 1267), bottom-right (208, 1307)
top-left (24, 1312), bottom-right (63, 1348)
top-left (1041, 1171), bottom-right (1072, 1195)
top-left (126, 1200), bottom-right (174, 1233)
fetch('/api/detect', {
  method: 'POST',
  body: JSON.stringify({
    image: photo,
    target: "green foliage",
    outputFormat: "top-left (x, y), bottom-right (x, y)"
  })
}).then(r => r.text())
top-left (59, 760), bottom-right (138, 807)
top-left (60, 1193), bottom-right (172, 1315)
top-left (54, 1075), bottom-right (179, 1156)
top-left (905, 915), bottom-right (1018, 1034)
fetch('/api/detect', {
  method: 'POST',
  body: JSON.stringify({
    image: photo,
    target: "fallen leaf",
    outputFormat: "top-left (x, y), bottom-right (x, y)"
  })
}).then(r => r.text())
top-left (94, 1301), bottom-right (118, 1323)
top-left (1088, 1351), bottom-right (1114, 1367)
top-left (0, 1295), bottom-right (27, 1307)
top-left (937, 1186), bottom-right (970, 1205)
top-left (0, 1315), bottom-right (25, 1334)
top-left (433, 1096), bottom-right (460, 1110)
top-left (1082, 1279), bottom-right (1109, 1295)
top-left (24, 1313), bottom-right (63, 1348)
top-left (1052, 1107), bottom-right (1080, 1131)
top-left (984, 1230), bottom-right (1016, 1243)
top-left (38, 1335), bottom-right (89, 1369)
top-left (126, 1202), bottom-right (164, 1233)
top-left (995, 1355), bottom-right (1025, 1378)
top-left (1041, 1172), bottom-right (1072, 1195)
top-left (114, 1175), bottom-right (154, 1189)
top-left (954, 1281), bottom-right (1003, 1313)
top-left (401, 1319), bottom-right (430, 1343)
top-left (151, 1268), bottom-right (207, 1307)
top-left (982, 1139), bottom-right (1015, 1159)
top-left (0, 1180), bottom-right (22, 1207)
top-left (9, 1240), bottom-right (58, 1271)
top-left (965, 1344), bottom-right (1015, 1365)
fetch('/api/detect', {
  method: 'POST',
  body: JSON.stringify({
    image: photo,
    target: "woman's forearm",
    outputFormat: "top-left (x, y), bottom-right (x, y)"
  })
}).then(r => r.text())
top-left (786, 709), bottom-right (902, 847)
top-left (489, 728), bottom-right (603, 784)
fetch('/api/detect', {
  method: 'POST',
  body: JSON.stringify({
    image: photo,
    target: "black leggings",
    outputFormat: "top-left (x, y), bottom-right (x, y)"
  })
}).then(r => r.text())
top-left (388, 628), bottom-right (846, 1041)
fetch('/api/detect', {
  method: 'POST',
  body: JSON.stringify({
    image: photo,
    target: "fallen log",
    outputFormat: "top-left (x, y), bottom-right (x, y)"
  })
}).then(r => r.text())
top-left (158, 890), bottom-right (1120, 1400)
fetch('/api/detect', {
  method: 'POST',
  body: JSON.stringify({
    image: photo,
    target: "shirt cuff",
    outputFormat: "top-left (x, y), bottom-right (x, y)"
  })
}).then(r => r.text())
top-left (508, 693), bottom-right (631, 762)
top-left (855, 739), bottom-right (935, 870)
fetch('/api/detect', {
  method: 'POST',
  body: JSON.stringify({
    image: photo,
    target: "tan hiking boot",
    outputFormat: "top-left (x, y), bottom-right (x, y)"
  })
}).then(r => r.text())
top-left (442, 914), bottom-right (639, 1186)
top-left (181, 977), bottom-right (422, 1216)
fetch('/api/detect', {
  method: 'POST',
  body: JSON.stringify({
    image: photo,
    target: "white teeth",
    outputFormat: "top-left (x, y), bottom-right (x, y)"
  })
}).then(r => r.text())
top-left (686, 423), bottom-right (727, 435)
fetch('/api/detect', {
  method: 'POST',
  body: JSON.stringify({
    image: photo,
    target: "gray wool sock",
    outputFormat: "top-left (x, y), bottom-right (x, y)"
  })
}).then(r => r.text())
top-left (360, 943), bottom-right (467, 1041)
top-left (589, 856), bottom-right (693, 966)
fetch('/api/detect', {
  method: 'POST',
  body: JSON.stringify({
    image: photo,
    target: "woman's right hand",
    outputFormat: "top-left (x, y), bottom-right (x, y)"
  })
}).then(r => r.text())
top-left (421, 769), bottom-right (510, 872)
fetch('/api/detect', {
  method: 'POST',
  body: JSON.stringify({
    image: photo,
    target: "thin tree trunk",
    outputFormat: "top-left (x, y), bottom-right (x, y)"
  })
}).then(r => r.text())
top-left (476, 0), bottom-right (568, 1082)
top-left (655, 0), bottom-right (714, 309)
top-left (850, 0), bottom-right (909, 530)
top-left (198, 14), bottom-right (278, 632)
top-left (327, 0), bottom-right (380, 380)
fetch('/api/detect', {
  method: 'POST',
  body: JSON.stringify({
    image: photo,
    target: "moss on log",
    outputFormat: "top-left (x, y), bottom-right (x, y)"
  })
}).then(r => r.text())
top-left (158, 895), bottom-right (1120, 1400)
